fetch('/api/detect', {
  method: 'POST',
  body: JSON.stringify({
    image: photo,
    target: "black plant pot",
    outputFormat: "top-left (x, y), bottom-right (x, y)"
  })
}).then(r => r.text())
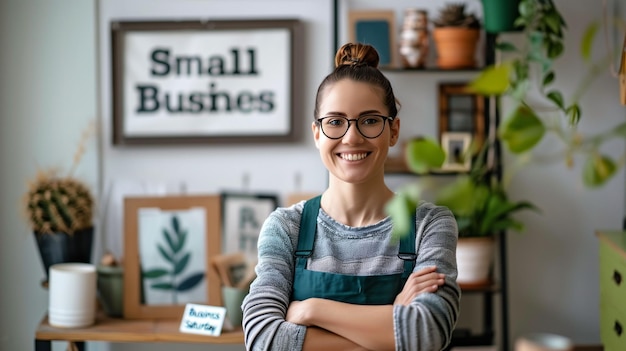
top-left (35, 227), bottom-right (94, 283)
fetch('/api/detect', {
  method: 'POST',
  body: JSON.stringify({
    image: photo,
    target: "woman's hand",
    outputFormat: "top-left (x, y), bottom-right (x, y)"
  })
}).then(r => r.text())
top-left (286, 299), bottom-right (313, 326)
top-left (394, 266), bottom-right (445, 306)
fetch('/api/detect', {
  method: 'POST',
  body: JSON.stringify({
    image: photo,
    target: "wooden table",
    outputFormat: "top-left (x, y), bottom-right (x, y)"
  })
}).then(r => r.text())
top-left (35, 312), bottom-right (244, 351)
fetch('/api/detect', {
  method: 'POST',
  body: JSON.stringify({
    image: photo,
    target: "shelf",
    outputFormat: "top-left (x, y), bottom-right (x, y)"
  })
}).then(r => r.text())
top-left (459, 281), bottom-right (501, 293)
top-left (35, 312), bottom-right (244, 344)
top-left (382, 66), bottom-right (485, 73)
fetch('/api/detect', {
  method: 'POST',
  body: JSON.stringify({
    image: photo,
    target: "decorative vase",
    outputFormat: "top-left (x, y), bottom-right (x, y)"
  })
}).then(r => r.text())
top-left (433, 27), bottom-right (479, 69)
top-left (97, 265), bottom-right (124, 317)
top-left (456, 236), bottom-right (494, 285)
top-left (481, 0), bottom-right (521, 33)
top-left (35, 227), bottom-right (94, 284)
top-left (398, 8), bottom-right (429, 69)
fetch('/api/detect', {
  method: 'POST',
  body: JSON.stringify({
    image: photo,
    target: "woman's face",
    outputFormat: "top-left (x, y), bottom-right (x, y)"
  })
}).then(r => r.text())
top-left (313, 79), bottom-right (399, 185)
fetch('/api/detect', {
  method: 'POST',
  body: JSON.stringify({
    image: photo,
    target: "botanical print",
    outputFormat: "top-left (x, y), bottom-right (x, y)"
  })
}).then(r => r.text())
top-left (138, 207), bottom-right (207, 305)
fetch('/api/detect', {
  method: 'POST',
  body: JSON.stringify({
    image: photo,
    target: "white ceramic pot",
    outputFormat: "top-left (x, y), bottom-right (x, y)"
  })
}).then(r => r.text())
top-left (49, 263), bottom-right (97, 328)
top-left (456, 237), bottom-right (494, 284)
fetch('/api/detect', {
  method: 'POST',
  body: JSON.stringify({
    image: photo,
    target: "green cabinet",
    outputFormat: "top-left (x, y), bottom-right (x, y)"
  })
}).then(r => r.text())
top-left (597, 231), bottom-right (626, 351)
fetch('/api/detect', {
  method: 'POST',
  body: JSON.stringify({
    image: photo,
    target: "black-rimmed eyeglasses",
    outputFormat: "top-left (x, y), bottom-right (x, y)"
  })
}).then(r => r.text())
top-left (316, 115), bottom-right (395, 139)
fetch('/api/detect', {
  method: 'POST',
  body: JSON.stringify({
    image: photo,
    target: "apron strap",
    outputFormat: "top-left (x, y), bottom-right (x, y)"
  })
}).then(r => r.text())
top-left (295, 195), bottom-right (321, 258)
top-left (398, 213), bottom-right (417, 279)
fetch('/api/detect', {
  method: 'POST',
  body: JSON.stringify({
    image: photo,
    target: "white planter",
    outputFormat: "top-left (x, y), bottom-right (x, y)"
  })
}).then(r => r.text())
top-left (456, 237), bottom-right (495, 285)
top-left (49, 263), bottom-right (97, 328)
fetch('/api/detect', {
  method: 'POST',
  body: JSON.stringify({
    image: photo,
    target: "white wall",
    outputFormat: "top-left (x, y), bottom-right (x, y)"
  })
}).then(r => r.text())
top-left (1, 0), bottom-right (624, 350)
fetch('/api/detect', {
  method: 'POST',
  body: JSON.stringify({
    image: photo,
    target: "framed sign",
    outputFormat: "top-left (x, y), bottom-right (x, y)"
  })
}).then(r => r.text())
top-left (111, 19), bottom-right (303, 144)
top-left (220, 192), bottom-right (278, 262)
top-left (123, 195), bottom-right (222, 319)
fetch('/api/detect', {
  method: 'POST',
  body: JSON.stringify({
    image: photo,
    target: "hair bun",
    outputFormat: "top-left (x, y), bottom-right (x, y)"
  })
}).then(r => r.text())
top-left (334, 43), bottom-right (380, 69)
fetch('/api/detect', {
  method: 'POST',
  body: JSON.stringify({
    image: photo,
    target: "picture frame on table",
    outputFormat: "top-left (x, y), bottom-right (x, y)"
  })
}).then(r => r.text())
top-left (123, 195), bottom-right (221, 319)
top-left (111, 19), bottom-right (303, 145)
top-left (347, 10), bottom-right (397, 68)
top-left (441, 132), bottom-right (472, 172)
top-left (220, 192), bottom-right (279, 262)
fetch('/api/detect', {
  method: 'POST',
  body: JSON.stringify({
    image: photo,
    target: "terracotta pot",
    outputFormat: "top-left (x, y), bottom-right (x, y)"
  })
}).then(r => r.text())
top-left (433, 27), bottom-right (480, 69)
top-left (456, 236), bottom-right (494, 284)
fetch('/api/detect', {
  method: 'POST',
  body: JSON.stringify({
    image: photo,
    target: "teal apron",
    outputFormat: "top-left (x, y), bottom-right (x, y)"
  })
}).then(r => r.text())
top-left (292, 195), bottom-right (416, 305)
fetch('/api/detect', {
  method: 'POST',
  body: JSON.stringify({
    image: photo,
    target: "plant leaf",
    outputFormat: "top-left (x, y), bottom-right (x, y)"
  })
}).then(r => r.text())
top-left (583, 153), bottom-right (617, 187)
top-left (436, 177), bottom-right (476, 216)
top-left (174, 252), bottom-right (191, 275)
top-left (546, 91), bottom-right (564, 109)
top-left (151, 282), bottom-right (174, 290)
top-left (499, 106), bottom-right (546, 153)
top-left (158, 244), bottom-right (174, 263)
top-left (143, 268), bottom-right (169, 279)
top-left (174, 230), bottom-right (188, 253)
top-left (171, 215), bottom-right (180, 235)
top-left (386, 190), bottom-right (418, 241)
top-left (580, 21), bottom-right (599, 62)
top-left (176, 272), bottom-right (205, 291)
top-left (495, 41), bottom-right (517, 52)
top-left (566, 104), bottom-right (581, 126)
top-left (163, 228), bottom-right (176, 252)
top-left (468, 63), bottom-right (511, 96)
top-left (405, 137), bottom-right (445, 174)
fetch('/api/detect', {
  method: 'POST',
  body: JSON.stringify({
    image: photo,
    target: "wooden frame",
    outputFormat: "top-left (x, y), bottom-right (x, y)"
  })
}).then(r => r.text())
top-left (220, 192), bottom-right (278, 261)
top-left (347, 10), bottom-right (397, 68)
top-left (438, 82), bottom-right (485, 150)
top-left (123, 195), bottom-right (221, 319)
top-left (111, 19), bottom-right (303, 145)
top-left (441, 132), bottom-right (472, 171)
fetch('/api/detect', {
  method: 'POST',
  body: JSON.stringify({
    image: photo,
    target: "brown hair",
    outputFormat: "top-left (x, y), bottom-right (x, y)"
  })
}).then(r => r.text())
top-left (313, 43), bottom-right (399, 118)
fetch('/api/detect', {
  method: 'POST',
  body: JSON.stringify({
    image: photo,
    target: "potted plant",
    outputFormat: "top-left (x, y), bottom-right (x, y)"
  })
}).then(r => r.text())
top-left (24, 124), bottom-right (96, 285)
top-left (434, 143), bottom-right (538, 284)
top-left (432, 3), bottom-right (481, 69)
top-left (388, 0), bottom-right (620, 236)
top-left (481, 0), bottom-right (521, 33)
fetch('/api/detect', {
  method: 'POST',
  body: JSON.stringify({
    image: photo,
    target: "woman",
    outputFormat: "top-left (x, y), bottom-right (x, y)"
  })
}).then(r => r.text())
top-left (241, 43), bottom-right (460, 351)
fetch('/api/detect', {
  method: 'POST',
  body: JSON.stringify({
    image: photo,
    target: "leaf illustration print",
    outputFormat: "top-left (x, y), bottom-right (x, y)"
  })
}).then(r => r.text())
top-left (142, 214), bottom-right (205, 304)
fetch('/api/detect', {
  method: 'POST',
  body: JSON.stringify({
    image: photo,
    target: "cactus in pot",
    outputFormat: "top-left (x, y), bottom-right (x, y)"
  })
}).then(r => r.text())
top-left (24, 122), bottom-right (97, 284)
top-left (25, 171), bottom-right (94, 235)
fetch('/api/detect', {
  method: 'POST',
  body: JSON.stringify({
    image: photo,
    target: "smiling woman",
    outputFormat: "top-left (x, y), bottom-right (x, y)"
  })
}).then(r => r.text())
top-left (241, 42), bottom-right (460, 351)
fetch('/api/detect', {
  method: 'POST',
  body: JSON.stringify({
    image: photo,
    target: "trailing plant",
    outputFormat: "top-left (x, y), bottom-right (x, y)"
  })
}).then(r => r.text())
top-left (432, 3), bottom-right (481, 28)
top-left (24, 122), bottom-right (95, 235)
top-left (469, 0), bottom-right (623, 187)
top-left (387, 0), bottom-right (622, 239)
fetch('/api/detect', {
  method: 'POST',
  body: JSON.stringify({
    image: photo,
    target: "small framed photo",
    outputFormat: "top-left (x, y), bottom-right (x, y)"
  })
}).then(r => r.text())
top-left (347, 10), bottom-right (397, 68)
top-left (439, 82), bottom-right (485, 151)
top-left (441, 132), bottom-right (472, 172)
top-left (221, 193), bottom-right (279, 262)
top-left (123, 195), bottom-right (222, 319)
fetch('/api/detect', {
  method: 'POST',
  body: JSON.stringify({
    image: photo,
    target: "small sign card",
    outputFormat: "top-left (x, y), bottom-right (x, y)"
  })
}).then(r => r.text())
top-left (179, 303), bottom-right (227, 336)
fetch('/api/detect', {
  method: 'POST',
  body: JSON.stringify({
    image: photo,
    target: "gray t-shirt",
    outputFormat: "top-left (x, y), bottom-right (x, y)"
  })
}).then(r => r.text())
top-left (242, 200), bottom-right (460, 351)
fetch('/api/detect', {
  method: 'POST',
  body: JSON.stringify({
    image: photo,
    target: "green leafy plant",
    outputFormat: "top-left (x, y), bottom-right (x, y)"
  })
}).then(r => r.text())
top-left (143, 215), bottom-right (204, 304)
top-left (387, 0), bottom-right (621, 239)
top-left (434, 143), bottom-right (538, 238)
top-left (469, 0), bottom-right (623, 187)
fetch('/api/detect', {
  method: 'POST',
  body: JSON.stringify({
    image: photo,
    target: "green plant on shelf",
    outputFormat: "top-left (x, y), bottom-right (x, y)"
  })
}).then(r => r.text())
top-left (386, 0), bottom-right (622, 239)
top-left (142, 215), bottom-right (205, 304)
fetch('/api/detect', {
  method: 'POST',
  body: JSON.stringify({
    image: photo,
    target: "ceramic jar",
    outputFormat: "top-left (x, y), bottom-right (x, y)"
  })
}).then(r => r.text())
top-left (399, 8), bottom-right (429, 68)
